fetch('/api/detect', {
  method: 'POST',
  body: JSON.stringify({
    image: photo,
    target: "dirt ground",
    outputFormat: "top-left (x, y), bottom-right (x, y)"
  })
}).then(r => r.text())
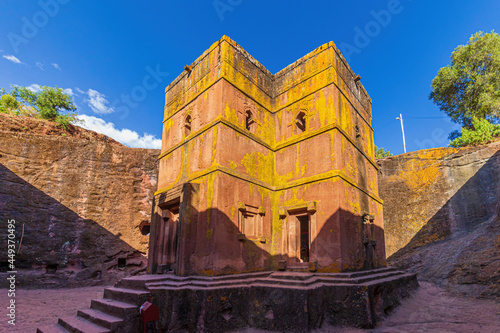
top-left (0, 285), bottom-right (107, 332)
top-left (0, 282), bottom-right (498, 332)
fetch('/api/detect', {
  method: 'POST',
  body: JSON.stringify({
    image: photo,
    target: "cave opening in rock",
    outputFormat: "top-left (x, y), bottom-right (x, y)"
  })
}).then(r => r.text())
top-left (118, 258), bottom-right (126, 268)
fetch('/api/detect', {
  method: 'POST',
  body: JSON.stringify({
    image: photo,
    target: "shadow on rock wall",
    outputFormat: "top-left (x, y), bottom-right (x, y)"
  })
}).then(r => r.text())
top-left (0, 164), bottom-right (147, 288)
top-left (384, 148), bottom-right (500, 298)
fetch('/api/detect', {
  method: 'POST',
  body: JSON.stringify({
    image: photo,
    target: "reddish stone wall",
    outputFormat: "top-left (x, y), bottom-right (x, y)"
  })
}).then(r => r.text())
top-left (152, 36), bottom-right (383, 276)
top-left (378, 142), bottom-right (500, 298)
top-left (0, 128), bottom-right (159, 287)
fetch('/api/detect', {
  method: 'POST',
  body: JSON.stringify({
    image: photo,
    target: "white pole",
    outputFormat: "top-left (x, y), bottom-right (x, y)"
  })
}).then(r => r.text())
top-left (396, 113), bottom-right (407, 153)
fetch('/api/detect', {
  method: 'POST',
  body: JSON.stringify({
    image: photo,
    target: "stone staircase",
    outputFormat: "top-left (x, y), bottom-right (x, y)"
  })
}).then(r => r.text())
top-left (36, 275), bottom-right (172, 333)
top-left (37, 268), bottom-right (414, 332)
top-left (143, 267), bottom-right (404, 290)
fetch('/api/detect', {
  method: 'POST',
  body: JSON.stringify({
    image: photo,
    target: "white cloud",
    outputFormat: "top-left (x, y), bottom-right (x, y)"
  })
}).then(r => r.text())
top-left (52, 63), bottom-right (61, 70)
top-left (27, 84), bottom-right (42, 93)
top-left (63, 88), bottom-right (74, 96)
top-left (78, 114), bottom-right (161, 149)
top-left (86, 89), bottom-right (114, 114)
top-left (26, 84), bottom-right (73, 96)
top-left (3, 55), bottom-right (23, 64)
top-left (36, 62), bottom-right (44, 70)
top-left (75, 87), bottom-right (85, 94)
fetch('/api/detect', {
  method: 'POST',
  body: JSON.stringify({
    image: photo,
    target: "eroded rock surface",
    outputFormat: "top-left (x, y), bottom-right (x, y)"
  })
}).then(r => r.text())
top-left (0, 116), bottom-right (160, 287)
top-left (378, 141), bottom-right (500, 299)
top-left (0, 113), bottom-right (123, 145)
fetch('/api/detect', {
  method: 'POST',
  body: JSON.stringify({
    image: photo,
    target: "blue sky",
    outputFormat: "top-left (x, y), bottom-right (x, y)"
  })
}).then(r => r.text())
top-left (1, 0), bottom-right (499, 153)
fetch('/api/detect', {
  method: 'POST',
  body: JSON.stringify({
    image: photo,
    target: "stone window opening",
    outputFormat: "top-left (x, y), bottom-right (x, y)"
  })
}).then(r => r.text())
top-left (295, 111), bottom-right (306, 133)
top-left (139, 221), bottom-right (151, 236)
top-left (238, 203), bottom-right (264, 240)
top-left (245, 111), bottom-right (256, 132)
top-left (45, 263), bottom-right (58, 274)
top-left (184, 115), bottom-right (192, 136)
top-left (117, 258), bottom-right (126, 268)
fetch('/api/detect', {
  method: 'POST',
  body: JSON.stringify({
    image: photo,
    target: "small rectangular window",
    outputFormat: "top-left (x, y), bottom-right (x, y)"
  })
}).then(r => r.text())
top-left (184, 115), bottom-right (192, 136)
top-left (238, 204), bottom-right (264, 238)
top-left (295, 111), bottom-right (306, 133)
top-left (245, 111), bottom-right (256, 132)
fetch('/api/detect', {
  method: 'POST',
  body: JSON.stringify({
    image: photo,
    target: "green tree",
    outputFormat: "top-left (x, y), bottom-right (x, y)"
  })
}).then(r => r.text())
top-left (430, 31), bottom-right (500, 129)
top-left (375, 146), bottom-right (392, 159)
top-left (449, 117), bottom-right (500, 147)
top-left (3, 85), bottom-right (78, 129)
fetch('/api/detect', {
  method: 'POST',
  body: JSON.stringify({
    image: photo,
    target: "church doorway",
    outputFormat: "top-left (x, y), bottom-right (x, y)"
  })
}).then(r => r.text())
top-left (156, 201), bottom-right (179, 273)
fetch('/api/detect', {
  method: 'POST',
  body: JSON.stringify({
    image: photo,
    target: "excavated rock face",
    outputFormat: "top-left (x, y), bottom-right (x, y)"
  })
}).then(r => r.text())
top-left (0, 116), bottom-right (160, 287)
top-left (0, 113), bottom-right (123, 146)
top-left (378, 141), bottom-right (500, 299)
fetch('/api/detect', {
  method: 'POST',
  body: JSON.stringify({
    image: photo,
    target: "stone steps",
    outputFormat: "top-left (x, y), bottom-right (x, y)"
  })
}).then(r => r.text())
top-left (263, 270), bottom-right (404, 287)
top-left (38, 285), bottom-right (146, 333)
top-left (58, 316), bottom-right (110, 333)
top-left (77, 308), bottom-right (123, 330)
top-left (103, 287), bottom-right (150, 304)
top-left (267, 266), bottom-right (396, 280)
top-left (145, 268), bottom-right (403, 289)
top-left (355, 270), bottom-right (402, 283)
top-left (146, 276), bottom-right (260, 289)
top-left (114, 274), bottom-right (178, 290)
top-left (146, 267), bottom-right (395, 287)
top-left (37, 267), bottom-right (411, 332)
top-left (343, 266), bottom-right (397, 278)
top-left (363, 272), bottom-right (417, 286)
top-left (142, 271), bottom-right (271, 288)
top-left (115, 271), bottom-right (271, 291)
top-left (143, 267), bottom-right (396, 287)
top-left (90, 298), bottom-right (138, 319)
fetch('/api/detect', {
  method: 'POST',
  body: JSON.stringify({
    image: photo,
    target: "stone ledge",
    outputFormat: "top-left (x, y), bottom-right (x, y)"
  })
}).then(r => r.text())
top-left (143, 268), bottom-right (418, 332)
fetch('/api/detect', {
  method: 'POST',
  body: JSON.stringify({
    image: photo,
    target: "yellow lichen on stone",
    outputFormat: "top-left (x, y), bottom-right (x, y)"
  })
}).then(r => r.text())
top-left (206, 172), bottom-right (215, 229)
top-left (241, 151), bottom-right (275, 185)
top-left (230, 206), bottom-right (236, 219)
top-left (224, 103), bottom-right (240, 127)
top-left (256, 110), bottom-right (275, 146)
top-left (164, 116), bottom-right (174, 133)
top-left (211, 125), bottom-right (218, 166)
top-left (229, 160), bottom-right (238, 170)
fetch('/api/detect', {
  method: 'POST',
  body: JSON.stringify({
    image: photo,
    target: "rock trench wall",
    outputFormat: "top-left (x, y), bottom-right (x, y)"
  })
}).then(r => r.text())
top-left (0, 129), bottom-right (160, 287)
top-left (378, 141), bottom-right (500, 299)
top-left (2, 112), bottom-right (499, 298)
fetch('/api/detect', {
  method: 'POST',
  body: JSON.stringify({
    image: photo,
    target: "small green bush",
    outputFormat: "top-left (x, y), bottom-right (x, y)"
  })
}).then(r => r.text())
top-left (0, 94), bottom-right (20, 114)
top-left (449, 117), bottom-right (500, 147)
top-left (375, 146), bottom-right (393, 159)
top-left (55, 114), bottom-right (77, 130)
